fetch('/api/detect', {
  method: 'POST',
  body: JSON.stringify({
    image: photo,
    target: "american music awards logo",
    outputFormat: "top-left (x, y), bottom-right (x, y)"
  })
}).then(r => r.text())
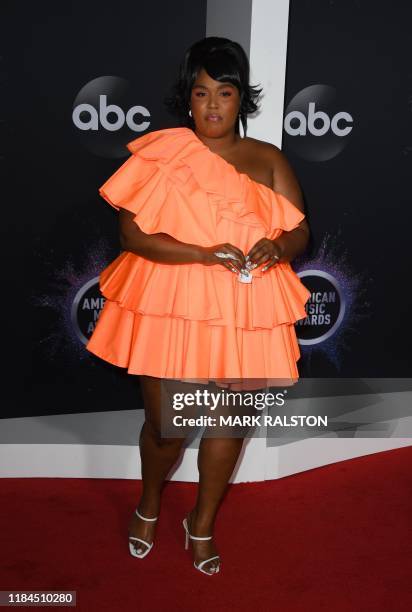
top-left (294, 232), bottom-right (370, 367)
top-left (71, 277), bottom-right (104, 345)
top-left (296, 270), bottom-right (345, 346)
top-left (31, 239), bottom-right (112, 361)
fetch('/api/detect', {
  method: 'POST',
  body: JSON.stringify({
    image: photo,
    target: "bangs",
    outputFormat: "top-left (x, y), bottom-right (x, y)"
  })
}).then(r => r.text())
top-left (193, 51), bottom-right (242, 90)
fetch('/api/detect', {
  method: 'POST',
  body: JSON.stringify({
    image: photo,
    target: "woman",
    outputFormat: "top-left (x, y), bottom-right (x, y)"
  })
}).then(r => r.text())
top-left (86, 37), bottom-right (311, 575)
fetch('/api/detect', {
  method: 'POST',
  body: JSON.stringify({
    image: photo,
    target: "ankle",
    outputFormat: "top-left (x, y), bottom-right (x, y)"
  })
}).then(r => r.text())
top-left (137, 495), bottom-right (161, 518)
top-left (188, 508), bottom-right (215, 535)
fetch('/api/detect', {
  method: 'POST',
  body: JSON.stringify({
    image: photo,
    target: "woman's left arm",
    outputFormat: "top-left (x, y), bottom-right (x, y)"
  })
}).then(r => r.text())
top-left (270, 148), bottom-right (310, 263)
top-left (247, 148), bottom-right (310, 271)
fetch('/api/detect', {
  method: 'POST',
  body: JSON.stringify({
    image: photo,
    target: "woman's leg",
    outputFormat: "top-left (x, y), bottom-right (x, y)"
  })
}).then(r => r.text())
top-left (186, 382), bottom-right (262, 573)
top-left (128, 375), bottom-right (186, 555)
top-left (186, 436), bottom-right (245, 573)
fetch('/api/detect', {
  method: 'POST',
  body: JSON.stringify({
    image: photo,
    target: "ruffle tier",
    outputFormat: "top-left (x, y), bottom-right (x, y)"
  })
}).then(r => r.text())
top-left (99, 127), bottom-right (308, 243)
top-left (98, 251), bottom-right (309, 331)
top-left (86, 300), bottom-right (302, 387)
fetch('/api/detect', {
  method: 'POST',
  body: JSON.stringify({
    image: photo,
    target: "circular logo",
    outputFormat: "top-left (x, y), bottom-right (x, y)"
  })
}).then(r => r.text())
top-left (72, 76), bottom-right (151, 158)
top-left (296, 270), bottom-right (345, 345)
top-left (71, 277), bottom-right (105, 345)
top-left (283, 85), bottom-right (353, 161)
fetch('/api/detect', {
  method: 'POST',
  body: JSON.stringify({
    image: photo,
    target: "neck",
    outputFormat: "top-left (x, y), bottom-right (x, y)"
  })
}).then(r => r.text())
top-left (194, 129), bottom-right (241, 156)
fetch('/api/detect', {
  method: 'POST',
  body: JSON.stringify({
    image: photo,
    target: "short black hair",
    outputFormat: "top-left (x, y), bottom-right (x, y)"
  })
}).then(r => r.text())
top-left (164, 36), bottom-right (262, 137)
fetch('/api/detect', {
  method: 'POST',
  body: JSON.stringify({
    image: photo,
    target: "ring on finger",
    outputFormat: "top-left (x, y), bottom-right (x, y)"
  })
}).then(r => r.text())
top-left (215, 251), bottom-right (241, 262)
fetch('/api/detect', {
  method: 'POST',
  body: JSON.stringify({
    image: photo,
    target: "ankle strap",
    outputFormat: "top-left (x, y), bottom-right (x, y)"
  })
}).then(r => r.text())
top-left (189, 534), bottom-right (212, 541)
top-left (136, 508), bottom-right (158, 522)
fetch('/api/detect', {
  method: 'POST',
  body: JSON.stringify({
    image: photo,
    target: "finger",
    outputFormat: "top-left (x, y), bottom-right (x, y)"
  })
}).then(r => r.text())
top-left (218, 258), bottom-right (239, 273)
top-left (226, 255), bottom-right (245, 271)
top-left (223, 261), bottom-right (239, 274)
top-left (247, 239), bottom-right (268, 259)
top-left (247, 248), bottom-right (260, 262)
top-left (262, 258), bottom-right (279, 273)
top-left (227, 246), bottom-right (246, 265)
top-left (248, 248), bottom-right (272, 266)
top-left (229, 254), bottom-right (243, 264)
top-left (262, 263), bottom-right (276, 273)
top-left (213, 251), bottom-right (242, 270)
top-left (247, 244), bottom-right (272, 262)
top-left (226, 262), bottom-right (242, 273)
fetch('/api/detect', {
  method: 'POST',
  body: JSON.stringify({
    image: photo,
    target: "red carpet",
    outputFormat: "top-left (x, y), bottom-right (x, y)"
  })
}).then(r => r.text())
top-left (1, 446), bottom-right (411, 611)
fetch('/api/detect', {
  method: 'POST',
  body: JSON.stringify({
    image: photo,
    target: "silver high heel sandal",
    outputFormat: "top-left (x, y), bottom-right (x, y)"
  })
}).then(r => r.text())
top-left (128, 508), bottom-right (158, 559)
top-left (182, 517), bottom-right (220, 575)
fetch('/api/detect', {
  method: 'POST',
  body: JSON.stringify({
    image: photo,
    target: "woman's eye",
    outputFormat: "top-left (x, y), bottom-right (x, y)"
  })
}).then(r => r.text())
top-left (193, 91), bottom-right (231, 97)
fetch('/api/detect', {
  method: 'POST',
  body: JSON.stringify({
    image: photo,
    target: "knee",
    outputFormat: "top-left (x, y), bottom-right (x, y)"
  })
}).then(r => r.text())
top-left (145, 420), bottom-right (185, 451)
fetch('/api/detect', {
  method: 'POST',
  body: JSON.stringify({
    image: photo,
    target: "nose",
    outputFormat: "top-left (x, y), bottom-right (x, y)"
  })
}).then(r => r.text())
top-left (207, 93), bottom-right (219, 109)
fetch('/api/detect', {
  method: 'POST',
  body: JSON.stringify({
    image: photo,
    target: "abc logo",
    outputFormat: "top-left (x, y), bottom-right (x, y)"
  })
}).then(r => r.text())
top-left (73, 95), bottom-right (150, 133)
top-left (72, 76), bottom-right (151, 159)
top-left (283, 85), bottom-right (353, 161)
top-left (285, 102), bottom-right (352, 137)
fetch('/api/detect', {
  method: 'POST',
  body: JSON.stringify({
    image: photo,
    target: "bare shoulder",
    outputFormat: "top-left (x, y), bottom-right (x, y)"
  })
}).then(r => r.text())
top-left (241, 135), bottom-right (279, 163)
top-left (242, 136), bottom-right (293, 180)
top-left (242, 136), bottom-right (304, 212)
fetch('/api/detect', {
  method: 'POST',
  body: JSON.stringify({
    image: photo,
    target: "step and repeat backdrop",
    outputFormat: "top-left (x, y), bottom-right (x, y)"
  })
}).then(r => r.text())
top-left (18, 1), bottom-right (208, 417)
top-left (14, 0), bottom-right (411, 419)
top-left (283, 1), bottom-right (411, 381)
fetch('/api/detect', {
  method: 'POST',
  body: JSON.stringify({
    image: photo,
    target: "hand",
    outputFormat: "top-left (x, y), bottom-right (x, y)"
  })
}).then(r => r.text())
top-left (246, 238), bottom-right (283, 273)
top-left (200, 243), bottom-right (246, 273)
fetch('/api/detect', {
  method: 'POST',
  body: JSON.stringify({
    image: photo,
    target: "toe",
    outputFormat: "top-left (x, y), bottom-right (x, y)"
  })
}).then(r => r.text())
top-left (206, 560), bottom-right (219, 574)
top-left (131, 540), bottom-right (147, 555)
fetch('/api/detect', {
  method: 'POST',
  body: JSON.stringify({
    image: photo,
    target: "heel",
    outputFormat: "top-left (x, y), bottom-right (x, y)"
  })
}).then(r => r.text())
top-left (182, 517), bottom-right (190, 550)
top-left (182, 514), bottom-right (220, 575)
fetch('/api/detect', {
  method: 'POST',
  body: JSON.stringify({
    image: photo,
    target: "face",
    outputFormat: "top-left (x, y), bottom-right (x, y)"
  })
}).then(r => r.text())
top-left (190, 67), bottom-right (241, 137)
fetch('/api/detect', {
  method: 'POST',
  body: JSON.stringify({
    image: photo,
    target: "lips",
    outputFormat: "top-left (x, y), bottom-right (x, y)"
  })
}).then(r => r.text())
top-left (206, 114), bottom-right (222, 121)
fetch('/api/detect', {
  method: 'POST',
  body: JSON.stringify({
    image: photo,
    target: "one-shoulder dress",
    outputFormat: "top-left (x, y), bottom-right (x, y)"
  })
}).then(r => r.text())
top-left (86, 127), bottom-right (311, 390)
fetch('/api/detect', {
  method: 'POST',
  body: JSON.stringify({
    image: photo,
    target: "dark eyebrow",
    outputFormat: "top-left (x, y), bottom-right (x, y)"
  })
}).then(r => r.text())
top-left (192, 83), bottom-right (234, 89)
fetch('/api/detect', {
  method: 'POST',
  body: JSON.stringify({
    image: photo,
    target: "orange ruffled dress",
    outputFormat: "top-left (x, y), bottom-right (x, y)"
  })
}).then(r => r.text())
top-left (86, 127), bottom-right (311, 389)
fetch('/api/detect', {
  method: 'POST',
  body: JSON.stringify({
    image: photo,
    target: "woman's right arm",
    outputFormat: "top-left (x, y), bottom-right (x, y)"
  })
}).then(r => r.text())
top-left (118, 208), bottom-right (246, 271)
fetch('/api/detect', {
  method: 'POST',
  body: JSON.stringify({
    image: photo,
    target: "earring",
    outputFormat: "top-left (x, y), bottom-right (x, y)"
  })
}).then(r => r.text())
top-left (239, 115), bottom-right (244, 138)
top-left (188, 109), bottom-right (192, 117)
